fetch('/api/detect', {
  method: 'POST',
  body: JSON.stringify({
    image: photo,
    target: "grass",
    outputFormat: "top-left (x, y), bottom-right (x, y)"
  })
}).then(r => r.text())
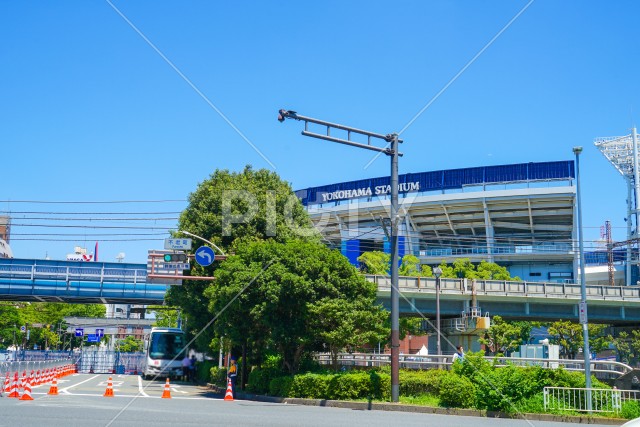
top-left (399, 394), bottom-right (440, 407)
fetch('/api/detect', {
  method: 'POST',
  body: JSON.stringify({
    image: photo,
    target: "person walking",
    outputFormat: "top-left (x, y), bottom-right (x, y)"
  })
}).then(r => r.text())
top-left (227, 358), bottom-right (237, 397)
top-left (189, 355), bottom-right (197, 383)
top-left (181, 353), bottom-right (191, 382)
top-left (452, 346), bottom-right (465, 363)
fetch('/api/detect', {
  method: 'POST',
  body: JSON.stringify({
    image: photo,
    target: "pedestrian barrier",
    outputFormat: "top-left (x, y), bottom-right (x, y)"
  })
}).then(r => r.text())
top-left (544, 386), bottom-right (638, 414)
top-left (103, 376), bottom-right (114, 397)
top-left (161, 378), bottom-right (171, 399)
top-left (224, 378), bottom-right (234, 401)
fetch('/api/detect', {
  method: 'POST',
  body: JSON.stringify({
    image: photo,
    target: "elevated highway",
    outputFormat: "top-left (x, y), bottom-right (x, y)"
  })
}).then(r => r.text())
top-left (369, 275), bottom-right (640, 325)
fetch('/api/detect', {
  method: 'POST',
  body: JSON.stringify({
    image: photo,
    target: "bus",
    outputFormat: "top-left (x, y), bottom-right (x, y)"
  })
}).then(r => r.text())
top-left (142, 327), bottom-right (186, 380)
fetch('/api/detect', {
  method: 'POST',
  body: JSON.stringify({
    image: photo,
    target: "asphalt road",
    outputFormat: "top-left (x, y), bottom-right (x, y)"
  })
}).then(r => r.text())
top-left (0, 374), bottom-right (623, 427)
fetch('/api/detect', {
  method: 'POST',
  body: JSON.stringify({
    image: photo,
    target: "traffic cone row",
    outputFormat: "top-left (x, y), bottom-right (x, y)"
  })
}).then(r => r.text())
top-left (161, 378), bottom-right (171, 399)
top-left (103, 376), bottom-right (114, 397)
top-left (7, 372), bottom-right (19, 398)
top-left (48, 375), bottom-right (58, 395)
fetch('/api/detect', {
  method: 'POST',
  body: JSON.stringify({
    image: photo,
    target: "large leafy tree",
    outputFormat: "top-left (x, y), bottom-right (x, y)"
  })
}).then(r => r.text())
top-left (357, 251), bottom-right (390, 274)
top-left (208, 239), bottom-right (388, 374)
top-left (479, 315), bottom-right (522, 355)
top-left (165, 166), bottom-right (316, 353)
top-left (548, 320), bottom-right (611, 359)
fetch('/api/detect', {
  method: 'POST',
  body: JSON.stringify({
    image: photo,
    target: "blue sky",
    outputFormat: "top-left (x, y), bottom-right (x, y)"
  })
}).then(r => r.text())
top-left (2, 1), bottom-right (639, 263)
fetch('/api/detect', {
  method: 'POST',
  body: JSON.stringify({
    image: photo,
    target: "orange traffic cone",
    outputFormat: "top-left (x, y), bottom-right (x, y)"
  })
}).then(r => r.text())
top-left (224, 377), bottom-right (234, 401)
top-left (7, 372), bottom-right (19, 398)
top-left (48, 375), bottom-right (58, 395)
top-left (161, 378), bottom-right (171, 399)
top-left (103, 376), bottom-right (114, 397)
top-left (2, 372), bottom-right (9, 396)
top-left (19, 376), bottom-right (33, 401)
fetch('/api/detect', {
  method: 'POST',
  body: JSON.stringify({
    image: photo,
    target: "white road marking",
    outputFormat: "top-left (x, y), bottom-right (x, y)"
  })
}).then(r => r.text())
top-left (137, 375), bottom-right (149, 397)
top-left (59, 374), bottom-right (100, 394)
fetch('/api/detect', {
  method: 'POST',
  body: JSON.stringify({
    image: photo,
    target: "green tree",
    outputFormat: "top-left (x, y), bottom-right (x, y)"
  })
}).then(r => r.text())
top-left (116, 335), bottom-right (143, 352)
top-left (548, 320), bottom-right (583, 358)
top-left (166, 166), bottom-right (316, 354)
top-left (479, 315), bottom-right (522, 355)
top-left (147, 306), bottom-right (180, 328)
top-left (399, 254), bottom-right (431, 276)
top-left (208, 239), bottom-right (387, 374)
top-left (357, 251), bottom-right (390, 275)
top-left (309, 297), bottom-right (388, 371)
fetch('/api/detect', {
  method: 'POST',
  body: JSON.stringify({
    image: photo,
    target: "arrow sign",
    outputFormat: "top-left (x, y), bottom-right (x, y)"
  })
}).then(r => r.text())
top-left (195, 246), bottom-right (215, 267)
top-left (75, 328), bottom-right (84, 337)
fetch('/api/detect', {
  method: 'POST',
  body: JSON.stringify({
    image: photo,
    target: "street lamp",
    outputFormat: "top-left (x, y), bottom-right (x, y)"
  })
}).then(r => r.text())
top-left (177, 230), bottom-right (226, 256)
top-left (279, 109), bottom-right (404, 402)
top-left (573, 146), bottom-right (592, 406)
top-left (433, 267), bottom-right (442, 364)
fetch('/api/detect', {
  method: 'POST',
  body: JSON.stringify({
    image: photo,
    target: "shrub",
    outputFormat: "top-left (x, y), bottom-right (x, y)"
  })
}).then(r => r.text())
top-left (438, 372), bottom-right (475, 408)
top-left (326, 372), bottom-right (372, 401)
top-left (247, 367), bottom-right (283, 394)
top-left (370, 370), bottom-right (391, 401)
top-left (269, 376), bottom-right (293, 397)
top-left (622, 400), bottom-right (640, 420)
top-left (289, 373), bottom-right (329, 399)
top-left (209, 367), bottom-right (227, 387)
top-left (400, 369), bottom-right (448, 396)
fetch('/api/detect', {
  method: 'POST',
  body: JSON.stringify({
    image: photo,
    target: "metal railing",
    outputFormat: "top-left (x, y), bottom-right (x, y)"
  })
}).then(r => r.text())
top-left (314, 352), bottom-right (633, 378)
top-left (366, 275), bottom-right (640, 301)
top-left (544, 386), bottom-right (638, 414)
top-left (0, 264), bottom-right (147, 284)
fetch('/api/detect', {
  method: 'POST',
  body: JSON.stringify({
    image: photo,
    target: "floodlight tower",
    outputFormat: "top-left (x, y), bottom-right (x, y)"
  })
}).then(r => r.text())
top-left (594, 128), bottom-right (640, 285)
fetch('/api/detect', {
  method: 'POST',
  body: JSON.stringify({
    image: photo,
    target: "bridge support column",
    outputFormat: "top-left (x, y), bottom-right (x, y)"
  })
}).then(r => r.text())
top-left (525, 302), bottom-right (530, 316)
top-left (621, 306), bottom-right (626, 320)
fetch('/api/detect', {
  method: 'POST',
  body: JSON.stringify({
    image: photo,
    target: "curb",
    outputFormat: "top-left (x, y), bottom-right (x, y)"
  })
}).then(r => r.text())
top-left (207, 383), bottom-right (627, 425)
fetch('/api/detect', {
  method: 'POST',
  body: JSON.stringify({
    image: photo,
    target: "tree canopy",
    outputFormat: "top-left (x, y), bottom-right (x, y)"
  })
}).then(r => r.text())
top-left (207, 239), bottom-right (388, 374)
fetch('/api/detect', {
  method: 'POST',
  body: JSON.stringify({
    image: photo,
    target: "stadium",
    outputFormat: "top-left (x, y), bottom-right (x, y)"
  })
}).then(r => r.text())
top-left (296, 160), bottom-right (618, 284)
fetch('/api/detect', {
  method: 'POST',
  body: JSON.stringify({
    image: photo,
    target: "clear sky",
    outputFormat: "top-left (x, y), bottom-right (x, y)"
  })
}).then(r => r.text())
top-left (2, 1), bottom-right (639, 264)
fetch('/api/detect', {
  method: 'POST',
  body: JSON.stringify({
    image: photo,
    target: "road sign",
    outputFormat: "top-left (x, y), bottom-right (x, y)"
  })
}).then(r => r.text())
top-left (75, 328), bottom-right (84, 337)
top-left (20, 326), bottom-right (26, 332)
top-left (579, 302), bottom-right (588, 324)
top-left (96, 328), bottom-right (104, 338)
top-left (161, 263), bottom-right (190, 270)
top-left (87, 334), bottom-right (99, 343)
top-left (164, 238), bottom-right (192, 250)
top-left (195, 246), bottom-right (215, 267)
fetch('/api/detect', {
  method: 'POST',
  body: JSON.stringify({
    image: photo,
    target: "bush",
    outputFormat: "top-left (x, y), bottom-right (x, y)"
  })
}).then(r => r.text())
top-left (438, 372), bottom-right (475, 408)
top-left (400, 369), bottom-right (448, 396)
top-left (269, 376), bottom-right (293, 397)
top-left (370, 370), bottom-right (391, 401)
top-left (247, 367), bottom-right (283, 394)
top-left (621, 400), bottom-right (640, 420)
top-left (196, 360), bottom-right (215, 383)
top-left (209, 367), bottom-right (227, 387)
top-left (326, 372), bottom-right (372, 401)
top-left (289, 373), bottom-right (329, 399)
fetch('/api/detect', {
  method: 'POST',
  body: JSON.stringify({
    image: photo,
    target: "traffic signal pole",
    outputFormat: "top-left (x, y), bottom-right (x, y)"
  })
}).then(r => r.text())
top-left (278, 109), bottom-right (404, 402)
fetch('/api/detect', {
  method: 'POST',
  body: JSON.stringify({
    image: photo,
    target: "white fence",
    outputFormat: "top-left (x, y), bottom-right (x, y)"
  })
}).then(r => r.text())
top-left (544, 386), bottom-right (639, 414)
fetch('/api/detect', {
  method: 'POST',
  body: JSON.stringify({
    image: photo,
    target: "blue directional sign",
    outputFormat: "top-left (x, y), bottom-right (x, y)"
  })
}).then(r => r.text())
top-left (86, 334), bottom-right (99, 343)
top-left (96, 328), bottom-right (104, 338)
top-left (75, 328), bottom-right (84, 337)
top-left (195, 246), bottom-right (215, 267)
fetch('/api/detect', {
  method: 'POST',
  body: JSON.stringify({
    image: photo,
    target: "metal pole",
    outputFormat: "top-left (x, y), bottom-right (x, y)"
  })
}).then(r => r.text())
top-left (390, 133), bottom-right (400, 403)
top-left (574, 146), bottom-right (592, 409)
top-left (436, 276), bottom-right (441, 360)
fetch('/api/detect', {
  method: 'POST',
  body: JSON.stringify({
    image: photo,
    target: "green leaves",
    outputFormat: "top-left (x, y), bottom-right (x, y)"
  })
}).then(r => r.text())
top-left (209, 239), bottom-right (388, 374)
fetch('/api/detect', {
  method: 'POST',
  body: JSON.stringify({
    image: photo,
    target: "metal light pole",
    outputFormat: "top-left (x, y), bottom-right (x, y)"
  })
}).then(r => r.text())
top-left (433, 267), bottom-right (442, 364)
top-left (574, 146), bottom-right (592, 408)
top-left (177, 230), bottom-right (226, 256)
top-left (278, 109), bottom-right (404, 402)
